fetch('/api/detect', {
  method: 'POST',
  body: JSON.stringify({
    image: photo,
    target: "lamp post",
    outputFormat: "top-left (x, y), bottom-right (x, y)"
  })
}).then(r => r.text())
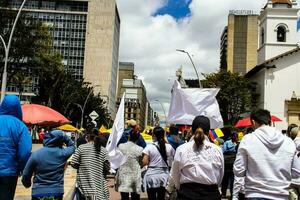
top-left (80, 85), bottom-right (100, 128)
top-left (154, 99), bottom-right (167, 125)
top-left (176, 49), bottom-right (202, 88)
top-left (0, 0), bottom-right (28, 102)
top-left (73, 103), bottom-right (83, 128)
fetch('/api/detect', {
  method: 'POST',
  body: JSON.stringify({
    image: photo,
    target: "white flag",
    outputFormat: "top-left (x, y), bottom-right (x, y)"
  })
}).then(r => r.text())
top-left (106, 93), bottom-right (125, 169)
top-left (167, 81), bottom-right (223, 129)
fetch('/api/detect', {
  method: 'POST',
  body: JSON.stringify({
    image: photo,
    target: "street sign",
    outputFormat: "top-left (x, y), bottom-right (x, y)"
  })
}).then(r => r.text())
top-left (89, 111), bottom-right (99, 120)
top-left (91, 120), bottom-right (97, 127)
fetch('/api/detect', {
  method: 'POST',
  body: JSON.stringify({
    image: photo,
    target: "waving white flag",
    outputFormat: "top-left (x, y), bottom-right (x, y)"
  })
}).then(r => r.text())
top-left (106, 93), bottom-right (125, 169)
top-left (167, 81), bottom-right (223, 129)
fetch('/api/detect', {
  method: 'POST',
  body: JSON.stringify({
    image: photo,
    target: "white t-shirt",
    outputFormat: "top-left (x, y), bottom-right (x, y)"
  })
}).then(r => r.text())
top-left (143, 142), bottom-right (175, 168)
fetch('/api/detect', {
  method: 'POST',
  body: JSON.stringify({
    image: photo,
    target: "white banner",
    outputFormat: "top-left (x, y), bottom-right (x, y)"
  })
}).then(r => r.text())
top-left (167, 81), bottom-right (223, 129)
top-left (106, 93), bottom-right (125, 169)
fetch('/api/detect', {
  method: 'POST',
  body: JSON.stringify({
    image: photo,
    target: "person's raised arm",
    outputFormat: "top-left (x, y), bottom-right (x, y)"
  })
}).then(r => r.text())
top-left (62, 134), bottom-right (75, 158)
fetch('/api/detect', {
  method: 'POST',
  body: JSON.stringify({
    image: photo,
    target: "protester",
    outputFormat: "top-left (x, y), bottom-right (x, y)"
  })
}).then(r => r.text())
top-left (38, 128), bottom-right (45, 142)
top-left (221, 132), bottom-right (238, 199)
top-left (118, 119), bottom-right (146, 148)
top-left (0, 95), bottom-right (32, 200)
top-left (287, 125), bottom-right (300, 200)
top-left (142, 126), bottom-right (175, 200)
top-left (234, 109), bottom-right (300, 200)
top-left (76, 132), bottom-right (88, 148)
top-left (22, 130), bottom-right (75, 200)
top-left (167, 116), bottom-right (224, 200)
top-left (287, 124), bottom-right (298, 139)
top-left (167, 125), bottom-right (185, 150)
top-left (115, 129), bottom-right (144, 200)
top-left (71, 130), bottom-right (110, 199)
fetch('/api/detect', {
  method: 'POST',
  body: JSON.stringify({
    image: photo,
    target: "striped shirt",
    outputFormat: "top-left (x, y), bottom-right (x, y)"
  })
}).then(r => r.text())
top-left (71, 143), bottom-right (109, 200)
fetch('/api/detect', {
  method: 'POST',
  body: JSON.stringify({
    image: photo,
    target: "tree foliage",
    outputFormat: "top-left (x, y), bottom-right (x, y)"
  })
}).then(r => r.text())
top-left (202, 70), bottom-right (258, 125)
top-left (0, 9), bottom-right (39, 86)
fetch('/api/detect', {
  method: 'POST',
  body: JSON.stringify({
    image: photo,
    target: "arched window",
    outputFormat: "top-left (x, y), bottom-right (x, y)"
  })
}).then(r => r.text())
top-left (277, 26), bottom-right (286, 42)
top-left (261, 28), bottom-right (265, 45)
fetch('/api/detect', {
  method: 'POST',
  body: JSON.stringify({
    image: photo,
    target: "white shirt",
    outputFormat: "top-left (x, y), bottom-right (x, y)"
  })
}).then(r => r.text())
top-left (143, 142), bottom-right (175, 168)
top-left (232, 176), bottom-right (245, 200)
top-left (169, 136), bottom-right (224, 189)
top-left (234, 126), bottom-right (300, 200)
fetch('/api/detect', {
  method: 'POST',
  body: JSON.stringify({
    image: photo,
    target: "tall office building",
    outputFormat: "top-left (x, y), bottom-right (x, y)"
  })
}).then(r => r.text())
top-left (2, 0), bottom-right (120, 117)
top-left (220, 10), bottom-right (258, 74)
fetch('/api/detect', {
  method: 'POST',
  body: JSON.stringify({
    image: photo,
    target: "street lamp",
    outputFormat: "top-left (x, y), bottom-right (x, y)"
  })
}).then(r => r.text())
top-left (80, 85), bottom-right (101, 128)
top-left (176, 49), bottom-right (202, 88)
top-left (0, 0), bottom-right (28, 102)
top-left (73, 103), bottom-right (83, 128)
top-left (154, 100), bottom-right (167, 125)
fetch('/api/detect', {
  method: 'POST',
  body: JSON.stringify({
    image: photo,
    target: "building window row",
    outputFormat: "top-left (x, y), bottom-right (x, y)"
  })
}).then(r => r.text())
top-left (10, 0), bottom-right (88, 12)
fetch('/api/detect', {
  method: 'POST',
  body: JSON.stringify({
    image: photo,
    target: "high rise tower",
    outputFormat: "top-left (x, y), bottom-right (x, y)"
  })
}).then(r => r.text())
top-left (220, 10), bottom-right (258, 74)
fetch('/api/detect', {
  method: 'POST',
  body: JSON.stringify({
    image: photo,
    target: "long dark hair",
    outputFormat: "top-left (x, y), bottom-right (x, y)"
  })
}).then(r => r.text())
top-left (153, 126), bottom-right (167, 162)
top-left (129, 129), bottom-right (139, 143)
top-left (87, 128), bottom-right (105, 153)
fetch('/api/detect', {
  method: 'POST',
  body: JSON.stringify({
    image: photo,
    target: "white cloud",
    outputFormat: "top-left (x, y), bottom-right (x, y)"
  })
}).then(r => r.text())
top-left (116, 0), bottom-right (298, 118)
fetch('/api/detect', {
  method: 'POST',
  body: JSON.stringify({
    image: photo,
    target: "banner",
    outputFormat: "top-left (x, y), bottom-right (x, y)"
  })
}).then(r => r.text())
top-left (167, 81), bottom-right (223, 129)
top-left (106, 93), bottom-right (125, 169)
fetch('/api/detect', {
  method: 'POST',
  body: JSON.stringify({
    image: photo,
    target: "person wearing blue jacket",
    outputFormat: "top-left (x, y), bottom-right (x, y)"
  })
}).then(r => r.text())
top-left (118, 119), bottom-right (146, 148)
top-left (0, 95), bottom-right (32, 200)
top-left (167, 125), bottom-right (185, 150)
top-left (22, 130), bottom-right (75, 200)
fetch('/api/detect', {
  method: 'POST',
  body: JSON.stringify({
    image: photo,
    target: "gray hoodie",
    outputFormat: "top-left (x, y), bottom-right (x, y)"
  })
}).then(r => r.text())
top-left (234, 125), bottom-right (300, 200)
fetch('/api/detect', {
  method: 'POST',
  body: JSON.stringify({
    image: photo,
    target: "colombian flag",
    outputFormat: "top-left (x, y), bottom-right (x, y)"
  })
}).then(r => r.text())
top-left (209, 128), bottom-right (224, 141)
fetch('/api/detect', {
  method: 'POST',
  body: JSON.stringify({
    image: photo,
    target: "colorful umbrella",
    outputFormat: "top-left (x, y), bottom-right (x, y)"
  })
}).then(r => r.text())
top-left (235, 115), bottom-right (282, 128)
top-left (58, 124), bottom-right (80, 132)
top-left (22, 104), bottom-right (70, 126)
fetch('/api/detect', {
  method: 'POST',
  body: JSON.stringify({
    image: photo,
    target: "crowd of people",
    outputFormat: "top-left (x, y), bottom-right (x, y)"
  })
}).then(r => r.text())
top-left (1, 94), bottom-right (300, 200)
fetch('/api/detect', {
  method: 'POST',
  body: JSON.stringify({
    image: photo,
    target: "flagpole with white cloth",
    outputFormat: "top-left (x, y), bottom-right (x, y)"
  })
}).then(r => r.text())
top-left (167, 80), bottom-right (223, 129)
top-left (106, 93), bottom-right (126, 169)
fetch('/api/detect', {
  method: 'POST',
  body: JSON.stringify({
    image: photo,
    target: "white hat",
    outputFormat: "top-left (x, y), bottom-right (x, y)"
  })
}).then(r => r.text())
top-left (126, 119), bottom-right (137, 127)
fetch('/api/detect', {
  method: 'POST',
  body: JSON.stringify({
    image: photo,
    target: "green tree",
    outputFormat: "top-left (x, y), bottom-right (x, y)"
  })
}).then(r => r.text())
top-left (202, 70), bottom-right (258, 125)
top-left (45, 74), bottom-right (110, 128)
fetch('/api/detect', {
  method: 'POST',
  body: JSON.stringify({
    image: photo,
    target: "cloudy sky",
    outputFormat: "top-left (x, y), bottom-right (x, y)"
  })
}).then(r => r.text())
top-left (115, 0), bottom-right (297, 119)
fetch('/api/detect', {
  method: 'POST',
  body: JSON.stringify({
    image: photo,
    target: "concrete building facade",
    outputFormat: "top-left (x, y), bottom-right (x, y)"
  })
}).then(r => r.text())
top-left (3, 0), bottom-right (120, 117)
top-left (220, 10), bottom-right (258, 74)
top-left (257, 0), bottom-right (299, 64)
top-left (117, 62), bottom-right (154, 129)
top-left (246, 0), bottom-right (300, 131)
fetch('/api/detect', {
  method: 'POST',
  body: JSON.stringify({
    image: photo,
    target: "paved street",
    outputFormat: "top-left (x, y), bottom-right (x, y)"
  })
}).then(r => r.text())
top-left (14, 144), bottom-right (148, 200)
top-left (14, 144), bottom-right (228, 200)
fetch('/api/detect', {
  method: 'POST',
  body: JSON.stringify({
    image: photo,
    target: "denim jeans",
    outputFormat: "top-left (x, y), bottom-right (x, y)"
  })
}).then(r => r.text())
top-left (0, 176), bottom-right (18, 200)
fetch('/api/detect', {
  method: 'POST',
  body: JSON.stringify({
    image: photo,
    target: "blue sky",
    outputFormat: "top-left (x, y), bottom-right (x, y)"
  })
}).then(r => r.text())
top-left (153, 0), bottom-right (192, 19)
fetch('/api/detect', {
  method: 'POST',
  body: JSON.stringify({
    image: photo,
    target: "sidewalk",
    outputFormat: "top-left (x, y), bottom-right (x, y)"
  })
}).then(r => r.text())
top-left (14, 144), bottom-right (228, 200)
top-left (15, 166), bottom-right (148, 200)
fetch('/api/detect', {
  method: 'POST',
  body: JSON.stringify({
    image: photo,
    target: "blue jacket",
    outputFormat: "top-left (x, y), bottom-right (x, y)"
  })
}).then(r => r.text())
top-left (22, 130), bottom-right (75, 197)
top-left (167, 135), bottom-right (185, 150)
top-left (118, 128), bottom-right (146, 148)
top-left (0, 95), bottom-right (32, 176)
top-left (222, 140), bottom-right (237, 154)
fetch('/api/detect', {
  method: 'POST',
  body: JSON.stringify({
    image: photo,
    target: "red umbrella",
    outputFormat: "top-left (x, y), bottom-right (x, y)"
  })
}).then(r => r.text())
top-left (235, 118), bottom-right (252, 128)
top-left (22, 104), bottom-right (70, 126)
top-left (235, 115), bottom-right (282, 128)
